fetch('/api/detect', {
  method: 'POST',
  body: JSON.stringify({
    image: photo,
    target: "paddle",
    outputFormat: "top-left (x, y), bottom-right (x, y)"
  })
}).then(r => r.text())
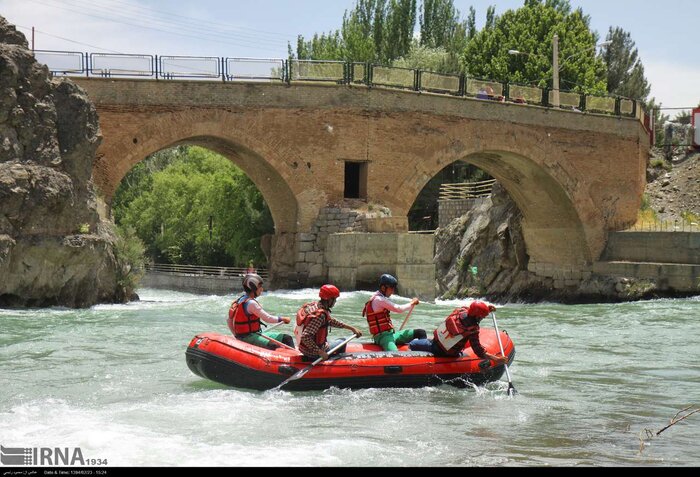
top-left (257, 332), bottom-right (296, 350)
top-left (272, 333), bottom-right (358, 391)
top-left (262, 320), bottom-right (285, 333)
top-left (256, 320), bottom-right (295, 350)
top-left (491, 311), bottom-right (517, 397)
top-left (398, 304), bottom-right (415, 331)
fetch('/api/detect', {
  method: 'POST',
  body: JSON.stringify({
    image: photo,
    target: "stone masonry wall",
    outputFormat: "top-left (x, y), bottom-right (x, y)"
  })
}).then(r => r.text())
top-left (438, 198), bottom-right (489, 229)
top-left (288, 206), bottom-right (368, 287)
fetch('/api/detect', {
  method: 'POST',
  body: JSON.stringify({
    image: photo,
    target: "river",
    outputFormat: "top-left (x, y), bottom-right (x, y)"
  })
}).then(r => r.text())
top-left (1, 289), bottom-right (698, 467)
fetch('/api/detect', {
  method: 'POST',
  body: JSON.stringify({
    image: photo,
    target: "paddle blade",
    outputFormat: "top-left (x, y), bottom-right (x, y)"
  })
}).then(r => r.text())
top-left (286, 366), bottom-right (312, 383)
top-left (272, 365), bottom-right (312, 391)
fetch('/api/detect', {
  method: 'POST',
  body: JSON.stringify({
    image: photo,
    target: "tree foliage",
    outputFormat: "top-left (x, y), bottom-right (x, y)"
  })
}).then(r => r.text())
top-left (415, 0), bottom-right (470, 73)
top-left (392, 42), bottom-right (451, 72)
top-left (463, 0), bottom-right (607, 93)
top-left (114, 225), bottom-right (146, 302)
top-left (293, 0), bottom-right (417, 64)
top-left (113, 146), bottom-right (274, 267)
top-left (601, 26), bottom-right (651, 101)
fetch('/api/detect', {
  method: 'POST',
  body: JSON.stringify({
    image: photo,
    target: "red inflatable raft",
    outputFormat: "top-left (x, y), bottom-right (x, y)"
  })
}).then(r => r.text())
top-left (186, 329), bottom-right (515, 391)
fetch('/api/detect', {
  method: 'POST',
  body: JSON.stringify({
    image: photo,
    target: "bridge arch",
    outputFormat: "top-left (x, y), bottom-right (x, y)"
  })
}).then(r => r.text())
top-left (93, 109), bottom-right (299, 235)
top-left (396, 144), bottom-right (605, 268)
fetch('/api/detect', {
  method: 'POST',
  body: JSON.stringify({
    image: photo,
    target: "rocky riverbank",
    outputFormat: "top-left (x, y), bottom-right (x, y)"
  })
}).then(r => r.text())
top-left (0, 16), bottom-right (120, 307)
top-left (434, 180), bottom-right (697, 304)
top-left (645, 148), bottom-right (700, 225)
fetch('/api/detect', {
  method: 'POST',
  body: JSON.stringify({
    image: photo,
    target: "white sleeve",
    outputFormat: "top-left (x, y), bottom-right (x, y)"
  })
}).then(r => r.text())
top-left (247, 300), bottom-right (279, 324)
top-left (373, 295), bottom-right (413, 314)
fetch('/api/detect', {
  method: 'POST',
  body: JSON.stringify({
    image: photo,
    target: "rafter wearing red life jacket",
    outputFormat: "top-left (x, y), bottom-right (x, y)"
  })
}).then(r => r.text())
top-left (227, 295), bottom-right (261, 337)
top-left (434, 307), bottom-right (478, 356)
top-left (295, 301), bottom-right (330, 353)
top-left (362, 292), bottom-right (394, 335)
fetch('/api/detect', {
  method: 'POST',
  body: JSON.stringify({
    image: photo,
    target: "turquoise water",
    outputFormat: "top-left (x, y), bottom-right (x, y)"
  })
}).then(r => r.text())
top-left (1, 289), bottom-right (699, 466)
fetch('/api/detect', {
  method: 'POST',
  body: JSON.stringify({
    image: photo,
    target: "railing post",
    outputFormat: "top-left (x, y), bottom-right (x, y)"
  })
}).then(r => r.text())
top-left (414, 69), bottom-right (421, 92)
top-left (368, 64), bottom-right (373, 88)
top-left (579, 93), bottom-right (586, 112)
top-left (543, 87), bottom-right (551, 108)
top-left (85, 52), bottom-right (90, 77)
top-left (221, 57), bottom-right (225, 82)
top-left (503, 81), bottom-right (510, 102)
top-left (155, 55), bottom-right (159, 80)
top-left (614, 97), bottom-right (621, 116)
top-left (458, 73), bottom-right (465, 97)
top-left (285, 59), bottom-right (291, 84)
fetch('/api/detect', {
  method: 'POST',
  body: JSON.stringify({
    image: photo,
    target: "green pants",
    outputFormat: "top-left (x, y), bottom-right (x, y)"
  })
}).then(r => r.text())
top-left (373, 329), bottom-right (416, 351)
top-left (238, 331), bottom-right (289, 349)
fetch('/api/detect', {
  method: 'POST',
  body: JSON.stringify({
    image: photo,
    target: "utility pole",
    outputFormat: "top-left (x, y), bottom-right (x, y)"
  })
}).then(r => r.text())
top-left (552, 33), bottom-right (560, 108)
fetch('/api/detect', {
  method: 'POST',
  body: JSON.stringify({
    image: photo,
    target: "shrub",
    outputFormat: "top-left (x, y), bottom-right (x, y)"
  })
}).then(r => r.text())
top-left (649, 158), bottom-right (671, 171)
top-left (114, 225), bottom-right (146, 302)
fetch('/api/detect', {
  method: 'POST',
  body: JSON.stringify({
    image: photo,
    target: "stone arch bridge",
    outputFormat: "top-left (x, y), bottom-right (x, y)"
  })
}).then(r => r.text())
top-left (72, 78), bottom-right (650, 296)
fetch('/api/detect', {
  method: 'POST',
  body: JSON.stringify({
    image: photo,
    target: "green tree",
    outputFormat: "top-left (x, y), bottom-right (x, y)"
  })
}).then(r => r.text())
top-left (466, 6), bottom-right (476, 40)
top-left (384, 0), bottom-right (417, 62)
top-left (393, 42), bottom-right (451, 72)
top-left (485, 5), bottom-right (496, 30)
top-left (111, 146), bottom-right (187, 225)
top-left (342, 0), bottom-right (382, 62)
top-left (292, 0), bottom-right (416, 64)
top-left (114, 146), bottom-right (273, 267)
top-left (463, 0), bottom-right (607, 94)
top-left (113, 225), bottom-right (146, 303)
top-left (601, 26), bottom-right (651, 101)
top-left (421, 0), bottom-right (456, 48)
top-left (417, 0), bottom-right (468, 73)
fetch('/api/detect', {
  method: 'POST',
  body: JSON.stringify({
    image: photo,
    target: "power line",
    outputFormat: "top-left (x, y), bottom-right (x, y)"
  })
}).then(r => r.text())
top-left (26, 0), bottom-right (288, 50)
top-left (24, 0), bottom-right (291, 55)
top-left (84, 0), bottom-right (296, 39)
top-left (15, 24), bottom-right (123, 53)
top-left (43, 0), bottom-right (293, 48)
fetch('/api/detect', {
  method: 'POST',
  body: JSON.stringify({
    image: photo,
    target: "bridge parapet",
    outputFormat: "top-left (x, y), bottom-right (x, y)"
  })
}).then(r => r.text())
top-left (35, 49), bottom-right (649, 127)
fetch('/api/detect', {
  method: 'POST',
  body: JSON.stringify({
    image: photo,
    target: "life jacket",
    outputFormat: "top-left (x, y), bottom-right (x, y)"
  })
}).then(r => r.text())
top-left (434, 307), bottom-right (471, 356)
top-left (227, 295), bottom-right (261, 337)
top-left (362, 292), bottom-right (394, 335)
top-left (295, 301), bottom-right (329, 351)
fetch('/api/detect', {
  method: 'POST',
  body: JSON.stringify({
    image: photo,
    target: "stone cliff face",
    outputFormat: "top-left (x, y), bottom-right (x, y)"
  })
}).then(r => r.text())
top-left (0, 16), bottom-right (119, 307)
top-left (435, 184), bottom-right (666, 303)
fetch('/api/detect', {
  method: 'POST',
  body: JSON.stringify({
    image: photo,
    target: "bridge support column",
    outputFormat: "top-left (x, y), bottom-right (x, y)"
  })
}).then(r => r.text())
top-left (326, 232), bottom-right (436, 301)
top-left (268, 232), bottom-right (297, 289)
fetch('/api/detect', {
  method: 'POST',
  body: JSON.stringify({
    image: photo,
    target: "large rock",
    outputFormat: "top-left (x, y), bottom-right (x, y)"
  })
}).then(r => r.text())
top-left (435, 184), bottom-right (663, 303)
top-left (435, 183), bottom-right (529, 300)
top-left (0, 16), bottom-right (119, 308)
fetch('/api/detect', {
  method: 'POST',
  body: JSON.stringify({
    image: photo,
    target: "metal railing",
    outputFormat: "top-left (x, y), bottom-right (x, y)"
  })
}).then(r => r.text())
top-left (626, 219), bottom-right (700, 233)
top-left (439, 179), bottom-right (497, 201)
top-left (32, 49), bottom-right (646, 123)
top-left (146, 263), bottom-right (269, 279)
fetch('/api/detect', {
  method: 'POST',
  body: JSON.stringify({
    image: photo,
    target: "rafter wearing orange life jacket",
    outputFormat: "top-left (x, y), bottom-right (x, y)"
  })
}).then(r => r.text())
top-left (295, 301), bottom-right (330, 353)
top-left (362, 292), bottom-right (395, 335)
top-left (227, 295), bottom-right (261, 337)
